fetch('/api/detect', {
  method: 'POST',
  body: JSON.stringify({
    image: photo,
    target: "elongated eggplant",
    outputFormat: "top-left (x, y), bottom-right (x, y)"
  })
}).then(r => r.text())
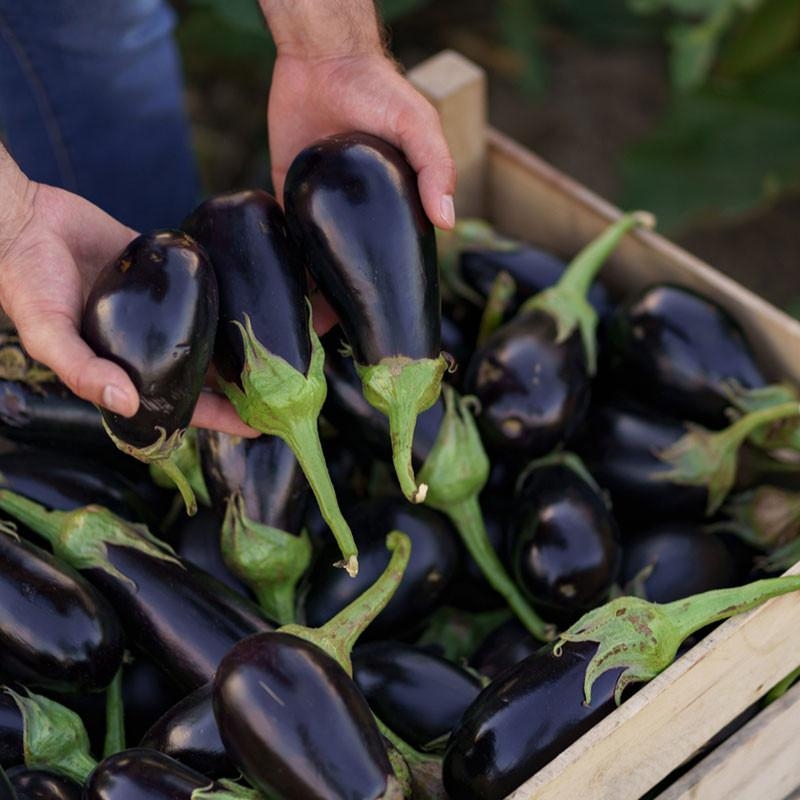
top-left (608, 284), bottom-right (768, 428)
top-left (84, 749), bottom-right (255, 800)
top-left (304, 497), bottom-right (460, 639)
top-left (620, 523), bottom-right (742, 602)
top-left (509, 453), bottom-right (621, 620)
top-left (352, 642), bottom-right (482, 751)
top-left (463, 213), bottom-right (652, 456)
top-left (284, 132), bottom-right (448, 504)
top-left (82, 230), bottom-right (219, 516)
top-left (444, 641), bottom-right (623, 800)
top-left (214, 633), bottom-right (397, 800)
top-left (140, 683), bottom-right (233, 779)
top-left (0, 493), bottom-right (275, 691)
top-left (183, 190), bottom-right (358, 577)
top-left (0, 527), bottom-right (123, 693)
top-left (6, 767), bottom-right (81, 800)
top-left (469, 619), bottom-right (539, 680)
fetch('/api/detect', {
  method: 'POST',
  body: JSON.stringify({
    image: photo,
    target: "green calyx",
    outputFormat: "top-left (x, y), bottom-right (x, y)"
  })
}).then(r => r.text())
top-left (476, 270), bottom-right (518, 346)
top-left (385, 742), bottom-right (413, 798)
top-left (191, 780), bottom-right (263, 799)
top-left (220, 309), bottom-right (358, 577)
top-left (357, 354), bottom-right (449, 504)
top-left (515, 451), bottom-right (604, 498)
top-left (654, 402), bottom-right (800, 515)
top-left (5, 686), bottom-right (97, 784)
top-left (725, 382), bottom-right (800, 450)
top-left (149, 427), bottom-right (210, 510)
top-left (714, 486), bottom-right (800, 550)
top-left (521, 211), bottom-right (655, 375)
top-left (221, 493), bottom-right (312, 624)
top-left (102, 418), bottom-right (197, 516)
top-left (419, 388), bottom-right (554, 641)
top-left (0, 490), bottom-right (182, 587)
top-left (377, 717), bottom-right (443, 800)
top-left (280, 531), bottom-right (411, 676)
top-left (555, 574), bottom-right (800, 706)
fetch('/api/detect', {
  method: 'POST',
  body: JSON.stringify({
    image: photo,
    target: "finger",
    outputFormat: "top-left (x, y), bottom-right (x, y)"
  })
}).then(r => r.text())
top-left (16, 311), bottom-right (139, 416)
top-left (191, 392), bottom-right (260, 438)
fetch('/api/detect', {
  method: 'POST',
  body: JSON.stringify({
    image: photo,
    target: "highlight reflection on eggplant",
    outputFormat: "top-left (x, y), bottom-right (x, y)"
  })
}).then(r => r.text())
top-left (6, 767), bottom-right (82, 800)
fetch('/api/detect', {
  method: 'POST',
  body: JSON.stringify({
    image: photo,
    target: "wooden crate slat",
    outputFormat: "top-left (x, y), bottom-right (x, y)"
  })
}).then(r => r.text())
top-left (656, 680), bottom-right (800, 800)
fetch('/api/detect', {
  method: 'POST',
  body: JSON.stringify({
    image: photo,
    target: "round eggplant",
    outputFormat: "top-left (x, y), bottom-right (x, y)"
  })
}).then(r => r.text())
top-left (608, 284), bottom-right (767, 428)
top-left (469, 619), bottom-right (540, 680)
top-left (213, 632), bottom-right (396, 800)
top-left (303, 497), bottom-right (460, 639)
top-left (352, 641), bottom-right (482, 750)
top-left (0, 531), bottom-right (124, 693)
top-left (284, 132), bottom-right (448, 503)
top-left (509, 454), bottom-right (621, 619)
top-left (6, 767), bottom-right (81, 800)
top-left (443, 641), bottom-right (625, 800)
top-left (82, 230), bottom-right (218, 515)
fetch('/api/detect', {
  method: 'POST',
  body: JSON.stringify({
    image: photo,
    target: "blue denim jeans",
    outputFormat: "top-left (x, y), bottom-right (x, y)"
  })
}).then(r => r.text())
top-left (0, 0), bottom-right (199, 231)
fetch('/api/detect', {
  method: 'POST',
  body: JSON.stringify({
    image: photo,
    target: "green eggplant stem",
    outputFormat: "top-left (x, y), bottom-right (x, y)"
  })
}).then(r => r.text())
top-left (154, 456), bottom-right (198, 517)
top-left (103, 666), bottom-right (125, 758)
top-left (280, 531), bottom-right (411, 676)
top-left (716, 402), bottom-right (800, 454)
top-left (446, 495), bottom-right (555, 642)
top-left (0, 490), bottom-right (66, 546)
top-left (476, 270), bottom-right (517, 345)
top-left (375, 716), bottom-right (440, 769)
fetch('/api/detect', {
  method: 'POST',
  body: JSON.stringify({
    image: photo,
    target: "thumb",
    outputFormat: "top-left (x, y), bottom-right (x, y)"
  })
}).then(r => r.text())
top-left (17, 311), bottom-right (139, 417)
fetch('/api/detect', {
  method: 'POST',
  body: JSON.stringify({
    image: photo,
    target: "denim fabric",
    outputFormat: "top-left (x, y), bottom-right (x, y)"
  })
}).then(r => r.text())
top-left (0, 0), bottom-right (199, 231)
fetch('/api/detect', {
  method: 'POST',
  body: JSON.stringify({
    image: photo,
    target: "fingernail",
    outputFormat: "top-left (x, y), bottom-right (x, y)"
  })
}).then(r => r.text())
top-left (440, 194), bottom-right (455, 228)
top-left (103, 384), bottom-right (132, 416)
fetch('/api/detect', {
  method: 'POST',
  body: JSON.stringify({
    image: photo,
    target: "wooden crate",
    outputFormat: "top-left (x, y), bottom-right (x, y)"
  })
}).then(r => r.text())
top-left (408, 50), bottom-right (800, 800)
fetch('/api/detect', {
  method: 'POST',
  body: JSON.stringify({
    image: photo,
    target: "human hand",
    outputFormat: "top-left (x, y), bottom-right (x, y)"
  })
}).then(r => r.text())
top-left (0, 162), bottom-right (256, 438)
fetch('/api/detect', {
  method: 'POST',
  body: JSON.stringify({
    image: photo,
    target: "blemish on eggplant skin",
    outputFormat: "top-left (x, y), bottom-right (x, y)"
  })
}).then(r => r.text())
top-left (118, 258), bottom-right (132, 273)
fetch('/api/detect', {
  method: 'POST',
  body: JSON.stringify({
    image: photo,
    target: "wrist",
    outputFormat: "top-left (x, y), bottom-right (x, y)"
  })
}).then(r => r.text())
top-left (260, 0), bottom-right (384, 60)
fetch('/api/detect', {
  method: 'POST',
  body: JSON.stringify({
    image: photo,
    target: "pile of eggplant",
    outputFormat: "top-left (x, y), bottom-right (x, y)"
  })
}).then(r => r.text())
top-left (1, 131), bottom-right (799, 800)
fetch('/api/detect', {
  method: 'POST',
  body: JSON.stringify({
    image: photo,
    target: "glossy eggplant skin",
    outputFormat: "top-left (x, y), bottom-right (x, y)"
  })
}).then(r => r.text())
top-left (172, 508), bottom-right (252, 598)
top-left (82, 230), bottom-right (218, 449)
top-left (620, 523), bottom-right (742, 603)
top-left (284, 132), bottom-right (440, 364)
top-left (213, 632), bottom-right (394, 800)
top-left (464, 311), bottom-right (591, 456)
top-left (140, 683), bottom-right (233, 779)
top-left (608, 284), bottom-right (767, 428)
top-left (81, 545), bottom-right (274, 691)
top-left (0, 534), bottom-right (124, 693)
top-left (6, 766), bottom-right (81, 800)
top-left (182, 190), bottom-right (309, 381)
top-left (303, 498), bottom-right (460, 639)
top-left (321, 336), bottom-right (446, 468)
top-left (84, 748), bottom-right (228, 800)
top-left (352, 642), bottom-right (482, 750)
top-left (509, 460), bottom-right (621, 618)
top-left (0, 693), bottom-right (23, 769)
top-left (443, 641), bottom-right (624, 800)
top-left (574, 404), bottom-right (708, 523)
top-left (469, 619), bottom-right (540, 681)
top-left (198, 429), bottom-right (309, 534)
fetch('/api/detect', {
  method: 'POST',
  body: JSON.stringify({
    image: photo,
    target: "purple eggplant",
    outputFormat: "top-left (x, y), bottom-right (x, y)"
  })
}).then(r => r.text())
top-left (183, 189), bottom-right (358, 576)
top-left (469, 619), bottom-right (540, 680)
top-left (6, 767), bottom-right (81, 800)
top-left (82, 230), bottom-right (218, 516)
top-left (0, 528), bottom-right (123, 693)
top-left (284, 132), bottom-right (449, 504)
top-left (0, 492), bottom-right (275, 692)
top-left (0, 766), bottom-right (12, 800)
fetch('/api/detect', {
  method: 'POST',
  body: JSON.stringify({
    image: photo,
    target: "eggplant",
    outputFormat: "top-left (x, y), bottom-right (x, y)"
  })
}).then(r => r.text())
top-left (0, 694), bottom-right (23, 769)
top-left (82, 230), bottom-right (219, 515)
top-left (140, 683), bottom-right (233, 779)
top-left (83, 749), bottom-right (253, 800)
top-left (284, 132), bottom-right (449, 504)
top-left (463, 213), bottom-right (651, 457)
top-left (183, 190), bottom-right (358, 577)
top-left (352, 642), bottom-right (482, 750)
top-left (469, 619), bottom-right (539, 680)
top-left (508, 454), bottom-right (621, 620)
top-left (6, 767), bottom-right (81, 800)
top-left (444, 641), bottom-right (623, 800)
top-left (607, 284), bottom-right (768, 428)
top-left (0, 529), bottom-right (123, 693)
top-left (214, 633), bottom-right (397, 800)
top-left (620, 523), bottom-right (742, 602)
top-left (0, 492), bottom-right (275, 692)
top-left (304, 497), bottom-right (460, 639)
top-left (0, 767), bottom-right (12, 800)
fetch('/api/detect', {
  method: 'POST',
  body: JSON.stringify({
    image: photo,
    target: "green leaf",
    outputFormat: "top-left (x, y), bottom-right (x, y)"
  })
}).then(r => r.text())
top-left (620, 54), bottom-right (800, 232)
